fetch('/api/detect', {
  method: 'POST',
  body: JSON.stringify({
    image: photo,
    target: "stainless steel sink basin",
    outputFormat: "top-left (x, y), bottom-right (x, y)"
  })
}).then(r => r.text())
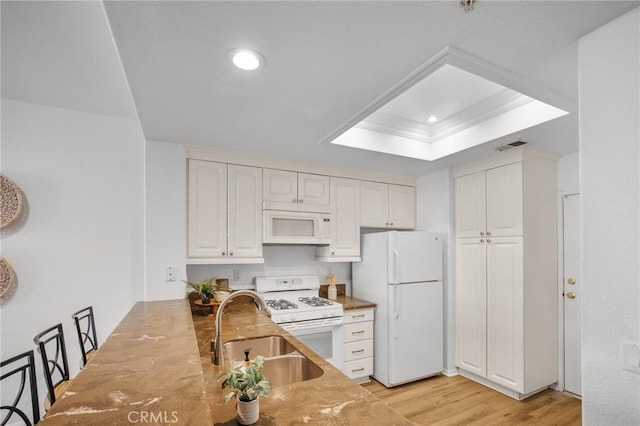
top-left (260, 355), bottom-right (323, 386)
top-left (223, 335), bottom-right (296, 361)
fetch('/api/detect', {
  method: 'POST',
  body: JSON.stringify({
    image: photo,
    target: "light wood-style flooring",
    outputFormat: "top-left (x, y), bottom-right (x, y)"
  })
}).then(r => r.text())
top-left (362, 375), bottom-right (581, 425)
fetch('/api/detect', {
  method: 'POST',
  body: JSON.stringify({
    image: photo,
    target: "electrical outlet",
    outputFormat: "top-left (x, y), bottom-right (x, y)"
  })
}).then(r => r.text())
top-left (165, 266), bottom-right (176, 282)
top-left (233, 269), bottom-right (241, 281)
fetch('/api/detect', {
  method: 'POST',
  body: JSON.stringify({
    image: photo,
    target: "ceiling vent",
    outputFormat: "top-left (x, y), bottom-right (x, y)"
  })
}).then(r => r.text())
top-left (496, 140), bottom-right (528, 152)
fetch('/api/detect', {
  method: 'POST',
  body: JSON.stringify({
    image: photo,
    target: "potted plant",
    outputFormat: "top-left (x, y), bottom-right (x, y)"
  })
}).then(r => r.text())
top-left (185, 278), bottom-right (217, 303)
top-left (217, 355), bottom-right (271, 425)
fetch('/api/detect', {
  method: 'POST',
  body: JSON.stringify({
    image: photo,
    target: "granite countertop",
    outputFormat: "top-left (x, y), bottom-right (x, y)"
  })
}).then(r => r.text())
top-left (319, 283), bottom-right (377, 310)
top-left (39, 298), bottom-right (406, 425)
top-left (39, 300), bottom-right (212, 425)
top-left (193, 300), bottom-right (408, 425)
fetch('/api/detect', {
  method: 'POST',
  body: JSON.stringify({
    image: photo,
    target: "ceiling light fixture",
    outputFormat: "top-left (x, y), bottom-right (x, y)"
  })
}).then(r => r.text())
top-left (459, 0), bottom-right (475, 13)
top-left (229, 48), bottom-right (265, 71)
top-left (427, 115), bottom-right (439, 124)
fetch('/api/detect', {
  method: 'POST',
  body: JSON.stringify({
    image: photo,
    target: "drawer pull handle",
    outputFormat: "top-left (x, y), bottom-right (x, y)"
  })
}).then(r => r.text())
top-left (352, 367), bottom-right (365, 373)
top-left (352, 349), bottom-right (365, 354)
top-left (352, 330), bottom-right (365, 335)
top-left (352, 314), bottom-right (365, 319)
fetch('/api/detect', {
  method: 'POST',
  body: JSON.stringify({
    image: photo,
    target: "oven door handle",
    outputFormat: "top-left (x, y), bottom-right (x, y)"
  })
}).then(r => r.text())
top-left (282, 320), bottom-right (343, 332)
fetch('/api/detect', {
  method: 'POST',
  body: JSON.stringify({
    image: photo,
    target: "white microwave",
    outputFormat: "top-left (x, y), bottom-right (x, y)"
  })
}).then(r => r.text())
top-left (263, 210), bottom-right (331, 244)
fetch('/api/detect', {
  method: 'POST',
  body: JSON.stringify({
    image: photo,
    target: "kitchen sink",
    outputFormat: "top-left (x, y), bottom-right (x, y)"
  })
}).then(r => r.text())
top-left (260, 354), bottom-right (323, 386)
top-left (223, 335), bottom-right (296, 361)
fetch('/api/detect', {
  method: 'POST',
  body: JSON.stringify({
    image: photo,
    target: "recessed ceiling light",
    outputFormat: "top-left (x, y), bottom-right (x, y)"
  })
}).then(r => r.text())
top-left (229, 48), bottom-right (265, 71)
top-left (427, 115), bottom-right (438, 124)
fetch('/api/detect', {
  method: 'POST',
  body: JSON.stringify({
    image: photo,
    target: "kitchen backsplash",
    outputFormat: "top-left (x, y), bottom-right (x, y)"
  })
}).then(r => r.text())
top-left (186, 245), bottom-right (352, 291)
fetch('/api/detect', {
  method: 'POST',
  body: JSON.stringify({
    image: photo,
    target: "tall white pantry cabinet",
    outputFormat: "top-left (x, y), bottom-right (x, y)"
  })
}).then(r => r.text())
top-left (453, 148), bottom-right (558, 400)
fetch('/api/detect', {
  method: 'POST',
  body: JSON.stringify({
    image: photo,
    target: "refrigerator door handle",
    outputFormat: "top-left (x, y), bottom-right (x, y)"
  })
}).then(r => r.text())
top-left (392, 249), bottom-right (399, 284)
top-left (392, 285), bottom-right (399, 340)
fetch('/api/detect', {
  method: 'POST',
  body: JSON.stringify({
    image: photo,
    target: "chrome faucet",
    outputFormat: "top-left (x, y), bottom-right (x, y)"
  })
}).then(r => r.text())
top-left (211, 289), bottom-right (268, 366)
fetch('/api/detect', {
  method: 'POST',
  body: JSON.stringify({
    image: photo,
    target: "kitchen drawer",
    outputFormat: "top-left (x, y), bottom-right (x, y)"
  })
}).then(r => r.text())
top-left (344, 357), bottom-right (373, 380)
top-left (344, 339), bottom-right (373, 361)
top-left (344, 321), bottom-right (373, 343)
top-left (343, 308), bottom-right (374, 324)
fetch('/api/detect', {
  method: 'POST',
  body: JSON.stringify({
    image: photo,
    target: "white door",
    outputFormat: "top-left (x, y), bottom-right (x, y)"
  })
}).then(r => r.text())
top-left (388, 185), bottom-right (416, 229)
top-left (188, 160), bottom-right (227, 258)
top-left (563, 194), bottom-right (582, 396)
top-left (455, 172), bottom-right (486, 238)
top-left (486, 236), bottom-right (524, 392)
top-left (228, 164), bottom-right (263, 258)
top-left (455, 238), bottom-right (487, 377)
top-left (387, 281), bottom-right (443, 385)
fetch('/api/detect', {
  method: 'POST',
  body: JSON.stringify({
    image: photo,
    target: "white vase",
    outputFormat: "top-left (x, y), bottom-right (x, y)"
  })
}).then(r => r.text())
top-left (236, 397), bottom-right (259, 425)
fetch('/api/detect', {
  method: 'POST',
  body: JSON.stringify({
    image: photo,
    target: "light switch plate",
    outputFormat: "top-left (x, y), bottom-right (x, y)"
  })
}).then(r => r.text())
top-left (621, 340), bottom-right (640, 374)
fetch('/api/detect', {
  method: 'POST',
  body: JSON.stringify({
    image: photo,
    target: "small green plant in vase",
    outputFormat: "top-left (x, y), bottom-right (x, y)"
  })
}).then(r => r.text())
top-left (217, 355), bottom-right (271, 425)
top-left (185, 278), bottom-right (217, 303)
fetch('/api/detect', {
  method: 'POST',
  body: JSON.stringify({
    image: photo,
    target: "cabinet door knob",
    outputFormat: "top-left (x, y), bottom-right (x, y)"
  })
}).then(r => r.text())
top-left (486, 239), bottom-right (491, 243)
top-left (480, 232), bottom-right (485, 236)
top-left (567, 278), bottom-right (576, 285)
top-left (331, 251), bottom-right (335, 255)
top-left (390, 222), bottom-right (394, 226)
top-left (480, 239), bottom-right (485, 243)
top-left (486, 231), bottom-right (492, 236)
top-left (222, 251), bottom-right (226, 256)
top-left (299, 199), bottom-right (304, 203)
top-left (566, 292), bottom-right (576, 299)
top-left (229, 252), bottom-right (234, 256)
top-left (292, 198), bottom-right (297, 203)
top-left (385, 222), bottom-right (389, 226)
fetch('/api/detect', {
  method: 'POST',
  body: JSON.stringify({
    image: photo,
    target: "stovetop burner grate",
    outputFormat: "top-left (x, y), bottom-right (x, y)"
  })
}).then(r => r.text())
top-left (265, 299), bottom-right (298, 310)
top-left (298, 296), bottom-right (334, 307)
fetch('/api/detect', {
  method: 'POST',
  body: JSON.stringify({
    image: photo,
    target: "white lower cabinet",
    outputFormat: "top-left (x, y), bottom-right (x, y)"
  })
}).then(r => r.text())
top-left (343, 308), bottom-right (374, 382)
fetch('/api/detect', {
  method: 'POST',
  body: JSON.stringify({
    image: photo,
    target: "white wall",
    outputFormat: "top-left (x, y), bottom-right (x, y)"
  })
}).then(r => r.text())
top-left (144, 140), bottom-right (189, 300)
top-left (0, 100), bottom-right (144, 392)
top-left (416, 168), bottom-right (456, 374)
top-left (557, 153), bottom-right (579, 195)
top-left (579, 8), bottom-right (640, 424)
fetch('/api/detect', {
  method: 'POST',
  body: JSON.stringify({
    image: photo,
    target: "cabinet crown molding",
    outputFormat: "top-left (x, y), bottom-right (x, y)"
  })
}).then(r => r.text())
top-left (185, 144), bottom-right (416, 187)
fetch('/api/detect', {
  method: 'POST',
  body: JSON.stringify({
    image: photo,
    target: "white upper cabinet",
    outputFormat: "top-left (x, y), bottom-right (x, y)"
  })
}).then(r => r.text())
top-left (360, 181), bottom-right (415, 229)
top-left (316, 177), bottom-right (361, 261)
top-left (227, 164), bottom-right (263, 259)
top-left (263, 168), bottom-right (329, 208)
top-left (485, 163), bottom-right (523, 237)
top-left (454, 171), bottom-right (486, 238)
top-left (188, 160), bottom-right (263, 264)
top-left (188, 160), bottom-right (227, 258)
top-left (455, 163), bottom-right (522, 239)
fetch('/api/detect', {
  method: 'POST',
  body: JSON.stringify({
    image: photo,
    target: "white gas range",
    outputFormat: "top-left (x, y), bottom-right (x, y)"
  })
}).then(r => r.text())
top-left (255, 275), bottom-right (344, 370)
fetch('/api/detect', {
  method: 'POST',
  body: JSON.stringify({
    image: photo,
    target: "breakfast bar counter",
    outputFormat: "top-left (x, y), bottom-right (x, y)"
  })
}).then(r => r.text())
top-left (39, 299), bottom-right (410, 425)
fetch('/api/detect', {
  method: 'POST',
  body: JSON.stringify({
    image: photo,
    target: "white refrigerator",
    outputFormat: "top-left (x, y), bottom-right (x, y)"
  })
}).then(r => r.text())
top-left (353, 231), bottom-right (443, 387)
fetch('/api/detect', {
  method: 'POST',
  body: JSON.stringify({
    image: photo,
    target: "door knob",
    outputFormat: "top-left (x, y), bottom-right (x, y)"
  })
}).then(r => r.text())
top-left (566, 292), bottom-right (576, 299)
top-left (567, 278), bottom-right (576, 285)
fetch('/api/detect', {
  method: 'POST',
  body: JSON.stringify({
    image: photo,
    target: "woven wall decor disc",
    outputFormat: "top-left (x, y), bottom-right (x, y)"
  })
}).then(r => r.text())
top-left (1, 174), bottom-right (24, 230)
top-left (0, 257), bottom-right (17, 302)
